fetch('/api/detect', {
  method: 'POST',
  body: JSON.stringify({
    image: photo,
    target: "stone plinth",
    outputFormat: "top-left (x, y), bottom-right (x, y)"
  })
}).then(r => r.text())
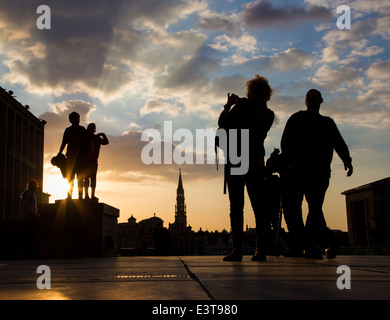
top-left (38, 199), bottom-right (120, 258)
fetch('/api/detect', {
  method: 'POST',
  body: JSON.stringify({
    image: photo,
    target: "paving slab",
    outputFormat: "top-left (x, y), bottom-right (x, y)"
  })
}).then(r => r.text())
top-left (0, 256), bottom-right (208, 300)
top-left (0, 255), bottom-right (389, 301)
top-left (180, 255), bottom-right (390, 300)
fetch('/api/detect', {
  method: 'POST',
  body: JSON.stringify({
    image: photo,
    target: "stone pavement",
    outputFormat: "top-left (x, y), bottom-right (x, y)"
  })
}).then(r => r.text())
top-left (0, 255), bottom-right (389, 301)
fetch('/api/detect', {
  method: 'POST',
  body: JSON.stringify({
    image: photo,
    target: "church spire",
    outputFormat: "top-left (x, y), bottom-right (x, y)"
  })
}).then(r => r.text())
top-left (171, 168), bottom-right (187, 233)
top-left (177, 168), bottom-right (183, 191)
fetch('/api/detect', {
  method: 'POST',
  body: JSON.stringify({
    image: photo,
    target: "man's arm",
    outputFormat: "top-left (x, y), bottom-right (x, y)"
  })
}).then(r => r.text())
top-left (97, 133), bottom-right (109, 145)
top-left (331, 119), bottom-right (353, 177)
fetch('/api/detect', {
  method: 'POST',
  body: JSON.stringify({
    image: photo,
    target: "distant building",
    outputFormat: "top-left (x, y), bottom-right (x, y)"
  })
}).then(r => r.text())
top-left (117, 170), bottom-right (259, 256)
top-left (169, 169), bottom-right (195, 254)
top-left (343, 177), bottom-right (390, 248)
top-left (118, 170), bottom-right (197, 255)
top-left (118, 214), bottom-right (165, 254)
top-left (0, 87), bottom-right (47, 220)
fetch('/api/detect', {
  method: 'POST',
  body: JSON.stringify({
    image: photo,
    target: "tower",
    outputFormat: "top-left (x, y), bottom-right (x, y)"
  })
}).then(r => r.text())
top-left (170, 169), bottom-right (187, 233)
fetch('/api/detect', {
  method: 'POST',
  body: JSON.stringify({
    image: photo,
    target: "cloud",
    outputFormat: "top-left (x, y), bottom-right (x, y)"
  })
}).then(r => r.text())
top-left (209, 32), bottom-right (258, 54)
top-left (140, 98), bottom-right (183, 117)
top-left (322, 19), bottom-right (377, 46)
top-left (374, 16), bottom-right (390, 39)
top-left (318, 18), bottom-right (382, 65)
top-left (268, 48), bottom-right (314, 70)
top-left (0, 1), bottom-right (127, 97)
top-left (305, 0), bottom-right (390, 15)
top-left (366, 61), bottom-right (390, 80)
top-left (209, 75), bottom-right (247, 98)
top-left (122, 0), bottom-right (206, 31)
top-left (311, 65), bottom-right (363, 91)
top-left (198, 11), bottom-right (239, 34)
top-left (243, 0), bottom-right (331, 30)
top-left (154, 45), bottom-right (219, 93)
top-left (0, 0), bottom-right (207, 101)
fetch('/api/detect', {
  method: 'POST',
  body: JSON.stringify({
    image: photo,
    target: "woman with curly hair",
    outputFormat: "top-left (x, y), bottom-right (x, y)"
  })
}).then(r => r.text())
top-left (218, 75), bottom-right (275, 262)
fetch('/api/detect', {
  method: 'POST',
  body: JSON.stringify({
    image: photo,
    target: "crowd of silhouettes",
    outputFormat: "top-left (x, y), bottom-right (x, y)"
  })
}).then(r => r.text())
top-left (218, 76), bottom-right (353, 261)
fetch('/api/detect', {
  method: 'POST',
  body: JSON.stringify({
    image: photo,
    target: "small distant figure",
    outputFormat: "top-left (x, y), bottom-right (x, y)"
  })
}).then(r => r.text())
top-left (20, 180), bottom-right (39, 257)
top-left (281, 89), bottom-right (353, 259)
top-left (84, 123), bottom-right (109, 200)
top-left (21, 180), bottom-right (39, 221)
top-left (58, 112), bottom-right (89, 199)
top-left (218, 75), bottom-right (275, 262)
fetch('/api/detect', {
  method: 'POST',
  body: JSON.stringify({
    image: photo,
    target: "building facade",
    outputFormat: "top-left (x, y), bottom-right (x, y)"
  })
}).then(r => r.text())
top-left (0, 87), bottom-right (46, 220)
top-left (343, 177), bottom-right (390, 248)
top-left (118, 214), bottom-right (165, 254)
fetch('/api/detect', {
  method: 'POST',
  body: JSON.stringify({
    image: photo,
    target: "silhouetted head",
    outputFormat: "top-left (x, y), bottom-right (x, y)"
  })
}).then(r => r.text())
top-left (87, 123), bottom-right (96, 134)
top-left (305, 89), bottom-right (323, 113)
top-left (246, 75), bottom-right (273, 103)
top-left (27, 180), bottom-right (38, 192)
top-left (69, 112), bottom-right (80, 125)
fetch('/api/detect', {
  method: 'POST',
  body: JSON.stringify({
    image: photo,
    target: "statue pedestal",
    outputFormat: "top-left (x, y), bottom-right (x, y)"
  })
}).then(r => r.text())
top-left (38, 199), bottom-right (120, 258)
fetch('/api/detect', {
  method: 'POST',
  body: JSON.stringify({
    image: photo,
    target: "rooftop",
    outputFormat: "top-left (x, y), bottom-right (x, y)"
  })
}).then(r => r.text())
top-left (342, 177), bottom-right (390, 195)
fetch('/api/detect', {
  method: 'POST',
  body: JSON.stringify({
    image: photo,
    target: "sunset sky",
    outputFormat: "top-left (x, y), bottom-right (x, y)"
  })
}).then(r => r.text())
top-left (1, 0), bottom-right (389, 232)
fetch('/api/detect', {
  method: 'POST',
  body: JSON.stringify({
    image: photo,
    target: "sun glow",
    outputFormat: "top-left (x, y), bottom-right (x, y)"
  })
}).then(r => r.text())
top-left (44, 172), bottom-right (70, 202)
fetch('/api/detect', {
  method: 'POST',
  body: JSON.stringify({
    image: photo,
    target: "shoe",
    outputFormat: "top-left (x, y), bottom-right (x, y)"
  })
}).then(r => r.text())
top-left (304, 249), bottom-right (323, 260)
top-left (325, 247), bottom-right (337, 259)
top-left (223, 250), bottom-right (242, 262)
top-left (251, 253), bottom-right (266, 261)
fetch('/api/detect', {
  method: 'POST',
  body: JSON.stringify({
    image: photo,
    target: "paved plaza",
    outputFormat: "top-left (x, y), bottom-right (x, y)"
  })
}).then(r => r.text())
top-left (0, 255), bottom-right (389, 301)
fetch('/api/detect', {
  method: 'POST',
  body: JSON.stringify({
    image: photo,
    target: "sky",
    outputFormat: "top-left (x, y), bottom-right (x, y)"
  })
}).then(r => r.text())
top-left (1, 0), bottom-right (389, 232)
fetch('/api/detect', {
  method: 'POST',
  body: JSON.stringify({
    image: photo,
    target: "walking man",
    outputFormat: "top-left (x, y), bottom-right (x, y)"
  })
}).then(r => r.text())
top-left (281, 89), bottom-right (353, 259)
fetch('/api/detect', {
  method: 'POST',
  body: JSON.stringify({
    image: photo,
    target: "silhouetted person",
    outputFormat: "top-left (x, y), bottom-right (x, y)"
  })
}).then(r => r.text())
top-left (20, 180), bottom-right (39, 257)
top-left (281, 89), bottom-right (353, 259)
top-left (84, 123), bottom-right (109, 200)
top-left (218, 75), bottom-right (275, 262)
top-left (58, 112), bottom-right (89, 199)
top-left (21, 180), bottom-right (39, 221)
